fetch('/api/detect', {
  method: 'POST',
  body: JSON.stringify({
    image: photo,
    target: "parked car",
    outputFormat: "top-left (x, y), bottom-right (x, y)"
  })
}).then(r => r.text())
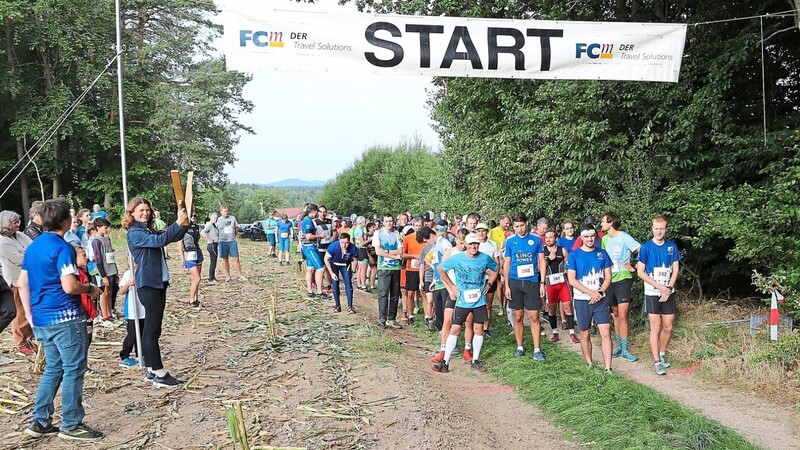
top-left (250, 221), bottom-right (266, 241)
top-left (238, 223), bottom-right (253, 240)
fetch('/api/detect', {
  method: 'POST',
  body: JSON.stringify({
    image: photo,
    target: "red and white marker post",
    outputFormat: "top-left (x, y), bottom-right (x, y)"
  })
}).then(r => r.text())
top-left (770, 290), bottom-right (784, 341)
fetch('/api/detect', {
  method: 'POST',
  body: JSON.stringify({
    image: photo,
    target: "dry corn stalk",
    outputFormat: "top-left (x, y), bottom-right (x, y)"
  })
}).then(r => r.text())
top-left (32, 341), bottom-right (45, 374)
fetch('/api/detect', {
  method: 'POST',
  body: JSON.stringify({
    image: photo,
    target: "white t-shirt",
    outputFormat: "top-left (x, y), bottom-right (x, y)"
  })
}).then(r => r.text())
top-left (121, 270), bottom-right (146, 320)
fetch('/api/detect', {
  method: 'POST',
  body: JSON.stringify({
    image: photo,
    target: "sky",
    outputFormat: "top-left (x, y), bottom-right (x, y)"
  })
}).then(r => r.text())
top-left (215, 0), bottom-right (441, 185)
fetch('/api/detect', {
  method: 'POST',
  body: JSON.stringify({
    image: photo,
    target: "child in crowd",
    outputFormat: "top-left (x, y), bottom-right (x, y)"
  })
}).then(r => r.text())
top-left (118, 268), bottom-right (144, 368)
top-left (75, 245), bottom-right (96, 360)
top-left (91, 218), bottom-right (119, 323)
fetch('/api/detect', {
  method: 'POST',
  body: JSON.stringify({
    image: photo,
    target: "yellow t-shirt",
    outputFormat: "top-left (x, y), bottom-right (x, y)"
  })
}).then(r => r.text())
top-left (489, 226), bottom-right (506, 249)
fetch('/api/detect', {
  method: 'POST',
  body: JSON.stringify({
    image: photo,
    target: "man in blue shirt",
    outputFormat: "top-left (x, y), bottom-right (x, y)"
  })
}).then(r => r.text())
top-left (434, 233), bottom-right (498, 374)
top-left (324, 233), bottom-right (359, 313)
top-left (566, 224), bottom-right (614, 373)
top-left (18, 198), bottom-right (103, 441)
top-left (636, 214), bottom-right (682, 376)
top-left (502, 212), bottom-right (547, 361)
top-left (90, 204), bottom-right (108, 220)
top-left (300, 204), bottom-right (326, 299)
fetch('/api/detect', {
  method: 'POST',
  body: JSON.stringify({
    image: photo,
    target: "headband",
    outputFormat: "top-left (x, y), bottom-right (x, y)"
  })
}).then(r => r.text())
top-left (580, 230), bottom-right (596, 237)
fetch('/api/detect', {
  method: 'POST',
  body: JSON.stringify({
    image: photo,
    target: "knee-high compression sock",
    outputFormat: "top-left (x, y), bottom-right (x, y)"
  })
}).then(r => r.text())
top-left (548, 312), bottom-right (558, 332)
top-left (472, 335), bottom-right (484, 362)
top-left (443, 335), bottom-right (458, 364)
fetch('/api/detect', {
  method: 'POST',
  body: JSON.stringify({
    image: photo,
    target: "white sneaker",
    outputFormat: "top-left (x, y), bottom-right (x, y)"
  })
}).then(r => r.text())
top-left (237, 276), bottom-right (247, 282)
top-left (0, 355), bottom-right (15, 366)
top-left (208, 280), bottom-right (218, 285)
top-left (224, 276), bottom-right (232, 282)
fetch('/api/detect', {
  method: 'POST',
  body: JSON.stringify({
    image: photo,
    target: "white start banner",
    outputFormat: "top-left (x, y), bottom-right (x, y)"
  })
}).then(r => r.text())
top-left (222, 0), bottom-right (687, 82)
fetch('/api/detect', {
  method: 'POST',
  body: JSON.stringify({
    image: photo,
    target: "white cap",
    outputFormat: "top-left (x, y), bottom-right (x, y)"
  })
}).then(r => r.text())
top-left (465, 233), bottom-right (480, 245)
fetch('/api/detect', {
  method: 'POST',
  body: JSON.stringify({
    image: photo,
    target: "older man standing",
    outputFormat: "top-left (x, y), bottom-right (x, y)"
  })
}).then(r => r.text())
top-left (216, 206), bottom-right (246, 282)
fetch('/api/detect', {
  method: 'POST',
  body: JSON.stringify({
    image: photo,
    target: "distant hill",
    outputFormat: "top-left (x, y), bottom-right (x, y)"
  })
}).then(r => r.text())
top-left (263, 179), bottom-right (327, 187)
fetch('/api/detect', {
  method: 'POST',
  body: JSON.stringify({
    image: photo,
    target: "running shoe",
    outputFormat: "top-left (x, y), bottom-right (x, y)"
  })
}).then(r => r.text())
top-left (620, 350), bottom-right (640, 362)
top-left (144, 371), bottom-right (156, 384)
top-left (655, 361), bottom-right (666, 376)
top-left (17, 340), bottom-right (36, 357)
top-left (317, 292), bottom-right (329, 300)
top-left (533, 350), bottom-right (546, 362)
top-left (118, 357), bottom-right (138, 368)
top-left (306, 292), bottom-right (316, 299)
top-left (550, 333), bottom-right (560, 343)
top-left (348, 306), bottom-right (356, 314)
top-left (238, 276), bottom-right (248, 282)
top-left (463, 348), bottom-right (473, 363)
top-left (604, 368), bottom-right (614, 375)
top-left (431, 361), bottom-right (449, 373)
top-left (385, 320), bottom-right (403, 329)
top-left (208, 280), bottom-right (218, 285)
top-left (514, 348), bottom-right (524, 357)
top-left (333, 305), bottom-right (341, 313)
top-left (376, 319), bottom-right (386, 328)
top-left (586, 363), bottom-right (595, 370)
top-left (561, 320), bottom-right (568, 330)
top-left (224, 276), bottom-right (232, 282)
top-left (569, 333), bottom-right (580, 344)
top-left (612, 346), bottom-right (622, 358)
top-left (470, 360), bottom-right (487, 372)
top-left (407, 316), bottom-right (415, 326)
top-left (660, 355), bottom-right (671, 369)
top-left (25, 420), bottom-right (59, 438)
top-left (413, 305), bottom-right (420, 315)
top-left (57, 423), bottom-right (104, 441)
top-left (153, 372), bottom-right (183, 388)
top-left (188, 300), bottom-right (201, 308)
top-left (431, 351), bottom-right (444, 363)
top-left (0, 355), bottom-right (15, 366)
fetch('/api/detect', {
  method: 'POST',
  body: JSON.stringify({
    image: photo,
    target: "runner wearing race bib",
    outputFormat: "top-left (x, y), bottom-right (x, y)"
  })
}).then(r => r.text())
top-left (276, 214), bottom-right (293, 266)
top-left (543, 230), bottom-right (577, 344)
top-left (566, 224), bottom-right (614, 373)
top-left (503, 212), bottom-right (547, 362)
top-left (600, 211), bottom-right (642, 362)
top-left (263, 211), bottom-right (279, 258)
top-left (636, 214), bottom-right (682, 376)
top-left (372, 215), bottom-right (403, 329)
top-left (432, 233), bottom-right (499, 374)
top-left (476, 223), bottom-right (501, 337)
top-left (401, 218), bottom-right (425, 324)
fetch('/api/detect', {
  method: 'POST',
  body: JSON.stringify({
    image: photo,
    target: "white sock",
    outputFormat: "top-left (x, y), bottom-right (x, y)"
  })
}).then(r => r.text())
top-left (443, 335), bottom-right (458, 363)
top-left (517, 346), bottom-right (524, 351)
top-left (464, 342), bottom-right (472, 350)
top-left (534, 347), bottom-right (541, 353)
top-left (154, 368), bottom-right (168, 377)
top-left (569, 329), bottom-right (575, 335)
top-left (472, 335), bottom-right (484, 362)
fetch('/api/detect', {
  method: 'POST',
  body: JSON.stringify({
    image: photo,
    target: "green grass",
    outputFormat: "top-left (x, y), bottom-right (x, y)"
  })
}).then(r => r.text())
top-left (350, 331), bottom-right (405, 356)
top-left (477, 327), bottom-right (758, 450)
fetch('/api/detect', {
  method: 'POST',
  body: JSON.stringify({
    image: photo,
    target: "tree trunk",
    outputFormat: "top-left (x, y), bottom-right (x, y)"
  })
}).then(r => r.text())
top-left (52, 139), bottom-right (61, 197)
top-left (5, 18), bottom-right (31, 220)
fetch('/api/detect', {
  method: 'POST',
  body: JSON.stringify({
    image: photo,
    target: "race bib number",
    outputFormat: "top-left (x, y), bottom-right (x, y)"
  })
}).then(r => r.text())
top-left (516, 264), bottom-right (534, 278)
top-left (223, 225), bottom-right (234, 235)
top-left (280, 232), bottom-right (289, 238)
top-left (105, 253), bottom-right (116, 264)
top-left (185, 251), bottom-right (198, 262)
top-left (645, 267), bottom-right (672, 296)
top-left (547, 273), bottom-right (565, 285)
top-left (410, 258), bottom-right (420, 269)
top-left (581, 277), bottom-right (599, 291)
top-left (464, 289), bottom-right (481, 304)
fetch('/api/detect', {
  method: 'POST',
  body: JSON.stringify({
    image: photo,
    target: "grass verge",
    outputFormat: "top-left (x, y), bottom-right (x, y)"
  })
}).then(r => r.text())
top-left (478, 325), bottom-right (758, 450)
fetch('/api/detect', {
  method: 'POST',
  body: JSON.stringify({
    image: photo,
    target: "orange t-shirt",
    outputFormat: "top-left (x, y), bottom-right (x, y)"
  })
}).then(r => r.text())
top-left (402, 233), bottom-right (426, 272)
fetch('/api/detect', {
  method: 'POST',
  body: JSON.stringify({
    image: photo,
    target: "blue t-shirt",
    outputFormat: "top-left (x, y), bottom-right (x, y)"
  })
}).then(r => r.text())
top-left (504, 233), bottom-right (544, 282)
top-left (264, 217), bottom-right (279, 235)
top-left (326, 240), bottom-right (358, 267)
top-left (276, 220), bottom-right (293, 239)
top-left (439, 252), bottom-right (498, 308)
top-left (300, 216), bottom-right (316, 246)
top-left (21, 232), bottom-right (84, 327)
top-left (565, 247), bottom-right (613, 301)
top-left (601, 231), bottom-right (641, 282)
top-left (90, 211), bottom-right (108, 220)
top-left (638, 240), bottom-right (682, 295)
top-left (556, 236), bottom-right (575, 250)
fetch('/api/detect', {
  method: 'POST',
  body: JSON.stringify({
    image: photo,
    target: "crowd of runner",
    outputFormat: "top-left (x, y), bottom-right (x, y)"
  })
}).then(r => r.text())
top-left (295, 205), bottom-right (681, 377)
top-left (0, 198), bottom-right (681, 442)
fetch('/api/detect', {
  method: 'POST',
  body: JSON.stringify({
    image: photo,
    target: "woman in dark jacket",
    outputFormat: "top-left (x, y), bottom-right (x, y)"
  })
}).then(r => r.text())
top-left (122, 197), bottom-right (188, 388)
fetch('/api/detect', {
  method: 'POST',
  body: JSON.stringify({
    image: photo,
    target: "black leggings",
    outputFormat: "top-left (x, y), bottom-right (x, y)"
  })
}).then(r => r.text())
top-left (207, 243), bottom-right (219, 281)
top-left (136, 286), bottom-right (167, 370)
top-left (433, 288), bottom-right (448, 331)
top-left (120, 318), bottom-right (146, 360)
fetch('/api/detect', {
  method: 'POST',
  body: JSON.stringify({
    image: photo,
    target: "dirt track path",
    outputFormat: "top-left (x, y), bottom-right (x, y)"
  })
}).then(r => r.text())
top-left (0, 241), bottom-right (576, 449)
